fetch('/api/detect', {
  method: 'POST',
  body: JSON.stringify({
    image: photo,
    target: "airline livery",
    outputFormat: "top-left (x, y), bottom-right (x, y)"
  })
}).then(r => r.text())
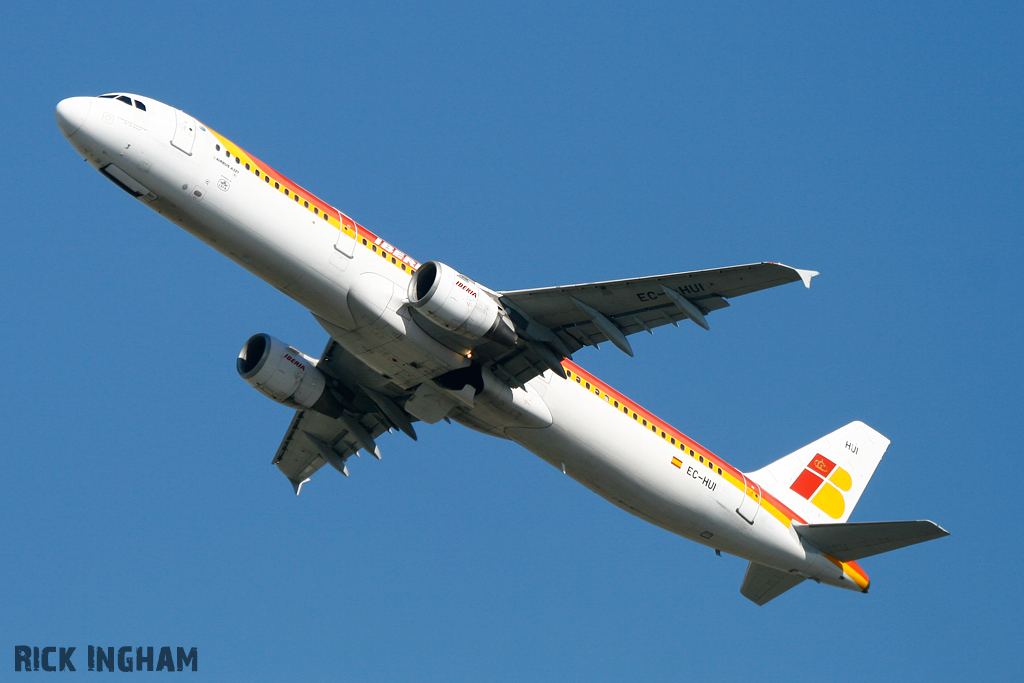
top-left (56, 94), bottom-right (947, 604)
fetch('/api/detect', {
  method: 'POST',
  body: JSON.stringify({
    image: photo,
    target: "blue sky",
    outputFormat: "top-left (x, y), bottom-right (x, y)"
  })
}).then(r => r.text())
top-left (3, 1), bottom-right (1021, 680)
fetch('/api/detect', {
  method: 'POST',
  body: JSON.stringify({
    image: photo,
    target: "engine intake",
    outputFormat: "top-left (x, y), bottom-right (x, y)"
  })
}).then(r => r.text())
top-left (237, 334), bottom-right (342, 417)
top-left (408, 261), bottom-right (517, 346)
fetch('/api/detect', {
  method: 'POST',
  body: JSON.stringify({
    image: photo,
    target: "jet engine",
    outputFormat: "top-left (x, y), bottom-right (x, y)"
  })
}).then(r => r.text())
top-left (237, 334), bottom-right (343, 417)
top-left (407, 261), bottom-right (517, 346)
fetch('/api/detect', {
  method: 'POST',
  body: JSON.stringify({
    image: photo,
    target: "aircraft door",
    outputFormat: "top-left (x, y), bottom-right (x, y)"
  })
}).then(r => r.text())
top-left (170, 109), bottom-right (196, 155)
top-left (335, 214), bottom-right (357, 258)
top-left (328, 213), bottom-right (358, 272)
top-left (736, 475), bottom-right (761, 525)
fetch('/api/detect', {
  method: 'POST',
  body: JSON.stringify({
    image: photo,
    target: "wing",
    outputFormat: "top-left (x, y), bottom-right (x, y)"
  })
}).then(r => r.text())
top-left (272, 263), bottom-right (818, 486)
top-left (481, 262), bottom-right (817, 387)
top-left (271, 338), bottom-right (418, 494)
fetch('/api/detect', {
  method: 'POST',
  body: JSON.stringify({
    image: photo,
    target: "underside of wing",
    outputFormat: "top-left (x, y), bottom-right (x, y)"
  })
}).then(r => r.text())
top-left (271, 338), bottom-right (419, 494)
top-left (272, 406), bottom-right (394, 494)
top-left (479, 262), bottom-right (816, 387)
top-left (501, 262), bottom-right (816, 350)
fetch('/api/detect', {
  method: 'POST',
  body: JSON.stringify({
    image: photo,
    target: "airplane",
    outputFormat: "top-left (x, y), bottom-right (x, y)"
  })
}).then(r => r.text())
top-left (56, 93), bottom-right (947, 605)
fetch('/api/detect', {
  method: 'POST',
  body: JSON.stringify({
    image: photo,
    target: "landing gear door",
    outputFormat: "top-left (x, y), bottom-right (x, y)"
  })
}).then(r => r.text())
top-left (171, 109), bottom-right (196, 155)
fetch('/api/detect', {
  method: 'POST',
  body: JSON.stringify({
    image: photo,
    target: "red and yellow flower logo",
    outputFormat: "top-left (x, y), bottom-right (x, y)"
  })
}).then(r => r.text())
top-left (789, 454), bottom-right (852, 519)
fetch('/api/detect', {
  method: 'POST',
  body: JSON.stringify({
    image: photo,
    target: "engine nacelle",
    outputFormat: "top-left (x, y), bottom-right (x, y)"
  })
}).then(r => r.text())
top-left (237, 334), bottom-right (343, 417)
top-left (407, 261), bottom-right (517, 346)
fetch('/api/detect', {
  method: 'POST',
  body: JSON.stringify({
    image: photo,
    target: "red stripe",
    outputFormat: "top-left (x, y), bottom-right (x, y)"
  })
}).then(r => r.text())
top-left (243, 149), bottom-right (339, 221)
top-left (562, 359), bottom-right (809, 526)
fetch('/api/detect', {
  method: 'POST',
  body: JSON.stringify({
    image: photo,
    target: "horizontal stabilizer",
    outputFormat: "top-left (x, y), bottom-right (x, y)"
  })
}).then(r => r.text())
top-left (795, 520), bottom-right (949, 562)
top-left (740, 562), bottom-right (806, 606)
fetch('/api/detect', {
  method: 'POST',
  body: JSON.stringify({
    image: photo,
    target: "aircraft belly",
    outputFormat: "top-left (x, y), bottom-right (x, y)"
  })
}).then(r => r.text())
top-left (156, 158), bottom-right (366, 328)
top-left (506, 374), bottom-right (812, 568)
top-left (506, 376), bottom-right (710, 535)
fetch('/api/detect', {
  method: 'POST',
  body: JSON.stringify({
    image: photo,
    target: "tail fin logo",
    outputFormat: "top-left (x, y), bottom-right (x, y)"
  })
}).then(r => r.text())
top-left (790, 454), bottom-right (853, 519)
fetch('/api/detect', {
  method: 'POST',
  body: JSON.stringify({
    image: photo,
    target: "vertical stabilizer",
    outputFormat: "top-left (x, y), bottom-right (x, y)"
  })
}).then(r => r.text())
top-left (749, 421), bottom-right (889, 525)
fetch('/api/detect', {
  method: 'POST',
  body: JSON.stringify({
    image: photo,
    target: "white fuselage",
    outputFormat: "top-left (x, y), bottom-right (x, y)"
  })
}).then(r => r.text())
top-left (56, 94), bottom-right (865, 592)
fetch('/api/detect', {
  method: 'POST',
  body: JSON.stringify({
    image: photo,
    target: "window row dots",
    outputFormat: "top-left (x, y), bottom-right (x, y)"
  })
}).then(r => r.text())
top-left (214, 143), bottom-right (332, 223)
top-left (567, 370), bottom-right (724, 477)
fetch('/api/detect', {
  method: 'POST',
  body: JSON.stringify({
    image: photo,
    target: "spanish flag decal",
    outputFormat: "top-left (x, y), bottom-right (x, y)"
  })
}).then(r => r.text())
top-left (789, 454), bottom-right (852, 519)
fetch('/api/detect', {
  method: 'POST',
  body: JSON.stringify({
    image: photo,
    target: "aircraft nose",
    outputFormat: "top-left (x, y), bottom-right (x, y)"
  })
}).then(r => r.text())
top-left (55, 97), bottom-right (92, 138)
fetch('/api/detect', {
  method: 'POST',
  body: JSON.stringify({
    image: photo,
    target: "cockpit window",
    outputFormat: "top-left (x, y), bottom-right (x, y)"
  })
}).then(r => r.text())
top-left (98, 94), bottom-right (147, 111)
